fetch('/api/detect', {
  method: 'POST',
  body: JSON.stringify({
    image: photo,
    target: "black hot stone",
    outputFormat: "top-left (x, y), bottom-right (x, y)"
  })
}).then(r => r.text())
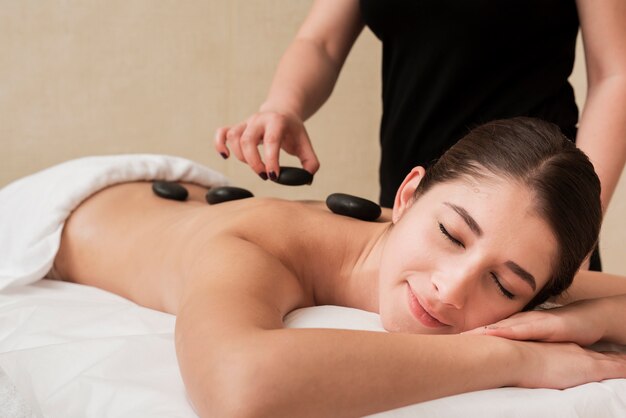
top-left (326, 193), bottom-right (382, 222)
top-left (152, 181), bottom-right (189, 201)
top-left (205, 186), bottom-right (254, 204)
top-left (276, 166), bottom-right (313, 186)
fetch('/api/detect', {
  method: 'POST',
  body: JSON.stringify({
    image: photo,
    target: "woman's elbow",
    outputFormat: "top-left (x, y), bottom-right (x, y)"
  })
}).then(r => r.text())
top-left (182, 351), bottom-right (288, 418)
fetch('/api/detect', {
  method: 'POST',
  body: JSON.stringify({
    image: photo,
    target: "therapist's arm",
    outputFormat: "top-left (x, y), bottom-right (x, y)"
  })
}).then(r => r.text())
top-left (259, 0), bottom-right (364, 123)
top-left (214, 0), bottom-right (365, 177)
top-left (576, 0), bottom-right (626, 211)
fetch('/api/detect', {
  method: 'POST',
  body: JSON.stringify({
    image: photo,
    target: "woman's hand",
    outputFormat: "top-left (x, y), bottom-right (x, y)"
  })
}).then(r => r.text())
top-left (215, 110), bottom-right (320, 180)
top-left (513, 339), bottom-right (626, 389)
top-left (463, 299), bottom-right (609, 346)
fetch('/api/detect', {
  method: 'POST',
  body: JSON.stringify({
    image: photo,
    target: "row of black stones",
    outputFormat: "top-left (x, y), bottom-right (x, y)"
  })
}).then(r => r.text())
top-left (151, 167), bottom-right (381, 221)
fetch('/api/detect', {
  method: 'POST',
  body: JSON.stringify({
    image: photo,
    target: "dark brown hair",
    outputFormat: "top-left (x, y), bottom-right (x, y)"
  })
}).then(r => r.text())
top-left (414, 117), bottom-right (602, 309)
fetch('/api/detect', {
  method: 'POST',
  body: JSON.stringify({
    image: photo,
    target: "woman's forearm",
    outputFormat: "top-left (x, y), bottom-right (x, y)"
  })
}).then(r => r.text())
top-left (178, 322), bottom-right (626, 418)
top-left (601, 294), bottom-right (626, 345)
top-left (557, 270), bottom-right (626, 303)
top-left (179, 327), bottom-right (523, 417)
top-left (556, 271), bottom-right (626, 345)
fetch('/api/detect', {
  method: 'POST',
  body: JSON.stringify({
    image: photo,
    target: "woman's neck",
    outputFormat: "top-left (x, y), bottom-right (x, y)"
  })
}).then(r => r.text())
top-left (303, 218), bottom-right (390, 313)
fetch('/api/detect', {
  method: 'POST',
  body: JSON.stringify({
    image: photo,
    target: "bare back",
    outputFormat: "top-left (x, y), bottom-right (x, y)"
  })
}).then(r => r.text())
top-left (53, 181), bottom-right (375, 317)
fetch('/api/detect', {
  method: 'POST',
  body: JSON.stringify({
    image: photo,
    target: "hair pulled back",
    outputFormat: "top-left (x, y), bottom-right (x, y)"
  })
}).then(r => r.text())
top-left (415, 117), bottom-right (602, 309)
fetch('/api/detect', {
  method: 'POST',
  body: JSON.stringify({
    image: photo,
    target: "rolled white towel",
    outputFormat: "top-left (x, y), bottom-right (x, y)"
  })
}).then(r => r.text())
top-left (0, 154), bottom-right (229, 290)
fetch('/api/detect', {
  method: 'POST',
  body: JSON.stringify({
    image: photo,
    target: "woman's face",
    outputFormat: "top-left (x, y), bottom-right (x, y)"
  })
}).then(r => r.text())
top-left (378, 169), bottom-right (557, 334)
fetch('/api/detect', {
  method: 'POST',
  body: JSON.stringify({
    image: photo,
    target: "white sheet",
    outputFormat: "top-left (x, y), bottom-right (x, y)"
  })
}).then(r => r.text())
top-left (0, 280), bottom-right (625, 418)
top-left (0, 365), bottom-right (37, 418)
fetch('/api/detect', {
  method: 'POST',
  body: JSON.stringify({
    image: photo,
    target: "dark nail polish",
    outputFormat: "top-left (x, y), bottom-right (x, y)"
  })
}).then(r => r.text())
top-left (269, 171), bottom-right (278, 181)
top-left (259, 172), bottom-right (268, 181)
top-left (220, 152), bottom-right (228, 159)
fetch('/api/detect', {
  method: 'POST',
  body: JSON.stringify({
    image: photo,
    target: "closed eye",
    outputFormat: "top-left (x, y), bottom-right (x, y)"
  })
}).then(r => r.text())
top-left (491, 273), bottom-right (515, 300)
top-left (439, 223), bottom-right (464, 248)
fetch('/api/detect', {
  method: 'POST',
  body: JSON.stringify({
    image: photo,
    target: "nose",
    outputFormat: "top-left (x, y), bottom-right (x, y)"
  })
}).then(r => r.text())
top-left (431, 266), bottom-right (478, 309)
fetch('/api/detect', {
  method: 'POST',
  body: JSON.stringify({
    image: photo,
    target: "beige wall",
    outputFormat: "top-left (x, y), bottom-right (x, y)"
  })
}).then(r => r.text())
top-left (1, 1), bottom-right (624, 273)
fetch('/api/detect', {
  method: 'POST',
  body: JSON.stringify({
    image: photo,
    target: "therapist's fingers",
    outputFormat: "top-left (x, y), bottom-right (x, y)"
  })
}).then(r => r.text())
top-left (276, 125), bottom-right (320, 175)
top-left (216, 122), bottom-right (246, 160)
top-left (240, 122), bottom-right (269, 179)
top-left (262, 121), bottom-right (286, 178)
top-left (214, 126), bottom-right (231, 159)
top-left (262, 118), bottom-right (319, 178)
top-left (294, 130), bottom-right (320, 175)
top-left (217, 112), bottom-right (319, 180)
top-left (225, 123), bottom-right (247, 163)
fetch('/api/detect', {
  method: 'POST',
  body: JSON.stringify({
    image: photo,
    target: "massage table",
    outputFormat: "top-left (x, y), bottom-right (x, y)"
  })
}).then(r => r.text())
top-left (1, 155), bottom-right (624, 417)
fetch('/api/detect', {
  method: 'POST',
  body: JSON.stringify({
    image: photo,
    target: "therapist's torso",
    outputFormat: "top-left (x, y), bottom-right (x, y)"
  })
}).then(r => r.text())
top-left (360, 0), bottom-right (579, 206)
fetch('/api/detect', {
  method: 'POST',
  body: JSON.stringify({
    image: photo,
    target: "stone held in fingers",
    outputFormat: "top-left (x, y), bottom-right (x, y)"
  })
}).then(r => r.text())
top-left (326, 193), bottom-right (382, 222)
top-left (152, 181), bottom-right (189, 201)
top-left (205, 186), bottom-right (254, 204)
top-left (276, 166), bottom-right (314, 186)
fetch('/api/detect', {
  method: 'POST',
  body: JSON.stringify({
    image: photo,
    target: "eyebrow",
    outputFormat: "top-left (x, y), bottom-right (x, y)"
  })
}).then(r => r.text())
top-left (443, 202), bottom-right (537, 292)
top-left (505, 261), bottom-right (537, 291)
top-left (444, 202), bottom-right (483, 237)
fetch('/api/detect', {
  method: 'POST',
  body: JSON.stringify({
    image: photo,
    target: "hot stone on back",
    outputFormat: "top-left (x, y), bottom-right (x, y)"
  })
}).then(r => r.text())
top-left (205, 186), bottom-right (254, 204)
top-left (152, 181), bottom-right (189, 201)
top-left (326, 193), bottom-right (381, 222)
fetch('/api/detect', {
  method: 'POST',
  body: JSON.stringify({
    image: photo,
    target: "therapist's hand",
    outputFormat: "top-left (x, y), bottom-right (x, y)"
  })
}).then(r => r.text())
top-left (215, 110), bottom-right (320, 180)
top-left (463, 298), bottom-right (608, 347)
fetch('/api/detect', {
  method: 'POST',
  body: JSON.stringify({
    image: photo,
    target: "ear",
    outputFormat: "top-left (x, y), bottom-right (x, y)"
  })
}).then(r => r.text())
top-left (392, 166), bottom-right (426, 223)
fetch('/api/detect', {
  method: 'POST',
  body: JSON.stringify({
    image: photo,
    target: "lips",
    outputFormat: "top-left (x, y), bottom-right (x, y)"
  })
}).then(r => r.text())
top-left (406, 283), bottom-right (448, 328)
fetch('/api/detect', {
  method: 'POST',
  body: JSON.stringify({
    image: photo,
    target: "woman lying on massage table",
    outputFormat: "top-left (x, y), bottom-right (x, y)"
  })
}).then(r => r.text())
top-left (51, 117), bottom-right (626, 417)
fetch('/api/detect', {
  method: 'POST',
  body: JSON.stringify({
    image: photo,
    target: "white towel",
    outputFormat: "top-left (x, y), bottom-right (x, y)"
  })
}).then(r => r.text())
top-left (0, 154), bottom-right (229, 290)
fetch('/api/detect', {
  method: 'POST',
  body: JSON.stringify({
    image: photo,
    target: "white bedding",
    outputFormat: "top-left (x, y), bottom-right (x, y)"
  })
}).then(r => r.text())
top-left (1, 154), bottom-right (625, 417)
top-left (0, 280), bottom-right (625, 418)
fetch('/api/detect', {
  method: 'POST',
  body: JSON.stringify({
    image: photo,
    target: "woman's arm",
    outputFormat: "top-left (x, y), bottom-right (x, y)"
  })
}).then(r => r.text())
top-left (464, 294), bottom-right (626, 346)
top-left (559, 269), bottom-right (626, 303)
top-left (575, 0), bottom-right (626, 211)
top-left (214, 0), bottom-right (364, 177)
top-left (175, 237), bottom-right (626, 417)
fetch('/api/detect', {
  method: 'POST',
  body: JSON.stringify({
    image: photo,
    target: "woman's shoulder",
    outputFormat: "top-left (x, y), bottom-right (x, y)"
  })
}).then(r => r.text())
top-left (211, 196), bottom-right (337, 241)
